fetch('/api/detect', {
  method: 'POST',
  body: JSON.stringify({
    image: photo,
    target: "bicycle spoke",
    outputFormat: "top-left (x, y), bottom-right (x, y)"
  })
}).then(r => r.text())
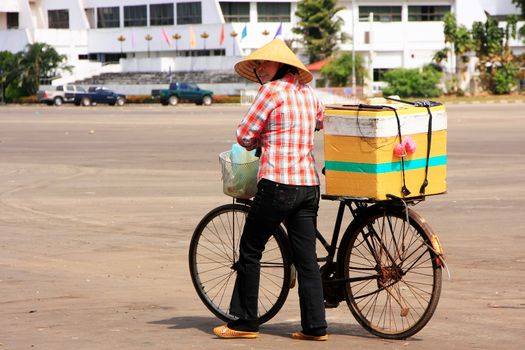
top-left (207, 216), bottom-right (234, 260)
top-left (190, 204), bottom-right (291, 324)
top-left (201, 270), bottom-right (235, 299)
top-left (260, 270), bottom-right (284, 289)
top-left (195, 242), bottom-right (232, 266)
top-left (343, 207), bottom-right (442, 339)
top-left (216, 270), bottom-right (236, 312)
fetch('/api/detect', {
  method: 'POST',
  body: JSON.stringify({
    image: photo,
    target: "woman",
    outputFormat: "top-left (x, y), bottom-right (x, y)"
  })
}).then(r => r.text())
top-left (213, 39), bottom-right (327, 341)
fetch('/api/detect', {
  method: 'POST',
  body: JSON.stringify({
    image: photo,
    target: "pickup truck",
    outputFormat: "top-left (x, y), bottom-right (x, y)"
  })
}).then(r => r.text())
top-left (36, 84), bottom-right (86, 106)
top-left (153, 82), bottom-right (213, 106)
top-left (74, 87), bottom-right (126, 106)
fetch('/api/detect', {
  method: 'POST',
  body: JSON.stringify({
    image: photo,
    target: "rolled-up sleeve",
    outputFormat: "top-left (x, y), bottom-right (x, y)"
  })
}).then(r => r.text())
top-left (315, 99), bottom-right (324, 130)
top-left (236, 85), bottom-right (277, 150)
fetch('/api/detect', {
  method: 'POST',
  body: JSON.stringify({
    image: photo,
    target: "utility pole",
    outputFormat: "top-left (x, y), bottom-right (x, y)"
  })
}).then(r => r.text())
top-left (351, 0), bottom-right (356, 98)
top-left (0, 68), bottom-right (5, 104)
top-left (230, 31), bottom-right (238, 56)
top-left (173, 33), bottom-right (181, 56)
top-left (145, 34), bottom-right (153, 58)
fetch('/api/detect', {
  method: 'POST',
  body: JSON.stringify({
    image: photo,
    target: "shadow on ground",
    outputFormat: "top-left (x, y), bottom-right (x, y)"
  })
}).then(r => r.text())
top-left (149, 315), bottom-right (395, 340)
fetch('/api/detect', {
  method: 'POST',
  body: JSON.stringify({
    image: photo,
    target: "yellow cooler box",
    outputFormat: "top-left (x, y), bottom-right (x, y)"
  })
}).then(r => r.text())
top-left (323, 103), bottom-right (447, 200)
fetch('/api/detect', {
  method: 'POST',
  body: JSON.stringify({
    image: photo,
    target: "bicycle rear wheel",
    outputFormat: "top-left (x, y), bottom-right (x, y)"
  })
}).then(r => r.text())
top-left (339, 205), bottom-right (442, 339)
top-left (189, 203), bottom-right (292, 324)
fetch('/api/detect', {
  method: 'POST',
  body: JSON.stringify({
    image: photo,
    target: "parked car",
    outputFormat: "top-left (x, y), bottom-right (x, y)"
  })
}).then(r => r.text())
top-left (74, 87), bottom-right (126, 106)
top-left (153, 82), bottom-right (213, 106)
top-left (37, 84), bottom-right (86, 106)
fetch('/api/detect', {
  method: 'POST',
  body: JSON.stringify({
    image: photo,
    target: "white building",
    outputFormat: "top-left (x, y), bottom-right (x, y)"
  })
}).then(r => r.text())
top-left (336, 0), bottom-right (524, 93)
top-left (0, 0), bottom-right (522, 94)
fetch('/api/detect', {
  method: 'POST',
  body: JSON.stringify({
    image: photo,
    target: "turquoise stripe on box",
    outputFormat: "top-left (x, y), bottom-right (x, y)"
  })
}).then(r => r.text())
top-left (325, 155), bottom-right (447, 174)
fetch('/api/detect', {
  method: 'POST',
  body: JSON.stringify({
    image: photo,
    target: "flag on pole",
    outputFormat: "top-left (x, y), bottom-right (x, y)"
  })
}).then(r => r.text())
top-left (219, 24), bottom-right (225, 46)
top-left (189, 26), bottom-right (196, 48)
top-left (161, 28), bottom-right (172, 47)
top-left (241, 24), bottom-right (247, 40)
top-left (274, 22), bottom-right (282, 39)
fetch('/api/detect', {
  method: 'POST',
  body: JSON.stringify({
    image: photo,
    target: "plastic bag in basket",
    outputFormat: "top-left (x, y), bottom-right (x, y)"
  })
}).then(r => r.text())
top-left (220, 145), bottom-right (259, 199)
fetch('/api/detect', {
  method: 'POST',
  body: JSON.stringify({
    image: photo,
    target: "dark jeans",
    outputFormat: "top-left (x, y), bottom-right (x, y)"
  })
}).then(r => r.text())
top-left (229, 178), bottom-right (327, 332)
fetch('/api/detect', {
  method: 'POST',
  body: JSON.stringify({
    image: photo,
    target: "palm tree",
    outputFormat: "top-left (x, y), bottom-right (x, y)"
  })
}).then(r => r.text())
top-left (18, 43), bottom-right (70, 95)
top-left (0, 51), bottom-right (17, 102)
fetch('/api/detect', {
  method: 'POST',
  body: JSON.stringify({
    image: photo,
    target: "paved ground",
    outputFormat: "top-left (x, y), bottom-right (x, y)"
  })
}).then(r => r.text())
top-left (0, 103), bottom-right (524, 350)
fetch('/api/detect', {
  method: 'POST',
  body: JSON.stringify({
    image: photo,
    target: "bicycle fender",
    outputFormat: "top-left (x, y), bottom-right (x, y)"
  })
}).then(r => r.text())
top-left (409, 209), bottom-right (446, 268)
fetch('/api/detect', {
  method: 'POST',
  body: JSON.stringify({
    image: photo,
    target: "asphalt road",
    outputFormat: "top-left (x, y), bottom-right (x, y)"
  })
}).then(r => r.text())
top-left (0, 103), bottom-right (524, 349)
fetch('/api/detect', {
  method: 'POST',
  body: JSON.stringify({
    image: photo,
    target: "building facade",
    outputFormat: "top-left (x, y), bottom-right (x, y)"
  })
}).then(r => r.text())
top-left (0, 0), bottom-right (522, 93)
top-left (336, 0), bottom-right (523, 92)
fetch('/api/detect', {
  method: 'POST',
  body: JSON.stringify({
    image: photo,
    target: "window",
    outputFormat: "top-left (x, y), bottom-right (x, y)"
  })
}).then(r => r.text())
top-left (124, 5), bottom-right (147, 27)
top-left (103, 53), bottom-right (123, 63)
top-left (257, 2), bottom-right (290, 22)
top-left (177, 2), bottom-right (202, 24)
top-left (180, 83), bottom-right (193, 90)
top-left (150, 3), bottom-right (174, 25)
top-left (408, 6), bottom-right (451, 21)
top-left (373, 68), bottom-right (390, 81)
top-left (97, 7), bottom-right (120, 28)
top-left (7, 12), bottom-right (19, 29)
top-left (220, 2), bottom-right (250, 22)
top-left (48, 9), bottom-right (69, 29)
top-left (359, 6), bottom-right (401, 22)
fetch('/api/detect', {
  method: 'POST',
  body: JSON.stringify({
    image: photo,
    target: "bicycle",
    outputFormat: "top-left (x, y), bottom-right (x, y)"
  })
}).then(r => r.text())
top-left (189, 191), bottom-right (446, 339)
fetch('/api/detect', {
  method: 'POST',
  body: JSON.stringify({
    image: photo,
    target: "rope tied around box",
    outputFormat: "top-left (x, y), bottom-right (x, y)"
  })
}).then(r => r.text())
top-left (385, 97), bottom-right (442, 196)
top-left (376, 104), bottom-right (411, 197)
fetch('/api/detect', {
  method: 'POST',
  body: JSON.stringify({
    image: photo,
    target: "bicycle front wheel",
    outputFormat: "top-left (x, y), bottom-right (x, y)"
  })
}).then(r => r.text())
top-left (339, 205), bottom-right (442, 339)
top-left (189, 203), bottom-right (292, 324)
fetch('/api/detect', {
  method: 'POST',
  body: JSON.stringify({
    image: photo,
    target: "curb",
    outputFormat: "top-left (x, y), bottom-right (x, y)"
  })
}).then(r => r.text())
top-left (440, 99), bottom-right (525, 104)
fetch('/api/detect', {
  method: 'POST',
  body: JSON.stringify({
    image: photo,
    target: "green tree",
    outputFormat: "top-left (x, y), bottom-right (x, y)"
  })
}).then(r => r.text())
top-left (0, 51), bottom-right (20, 101)
top-left (292, 0), bottom-right (347, 63)
top-left (382, 65), bottom-right (442, 98)
top-left (17, 42), bottom-right (71, 96)
top-left (472, 16), bottom-right (519, 93)
top-left (471, 17), bottom-right (503, 59)
top-left (319, 52), bottom-right (366, 86)
top-left (492, 61), bottom-right (520, 94)
top-left (433, 12), bottom-right (473, 94)
top-left (512, 0), bottom-right (525, 38)
top-left (435, 13), bottom-right (521, 94)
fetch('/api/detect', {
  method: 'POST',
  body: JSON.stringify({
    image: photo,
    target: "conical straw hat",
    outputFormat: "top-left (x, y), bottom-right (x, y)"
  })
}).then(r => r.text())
top-left (234, 39), bottom-right (313, 84)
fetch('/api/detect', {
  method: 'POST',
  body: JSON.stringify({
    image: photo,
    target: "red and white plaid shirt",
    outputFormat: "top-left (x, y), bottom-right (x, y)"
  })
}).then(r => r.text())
top-left (236, 73), bottom-right (324, 186)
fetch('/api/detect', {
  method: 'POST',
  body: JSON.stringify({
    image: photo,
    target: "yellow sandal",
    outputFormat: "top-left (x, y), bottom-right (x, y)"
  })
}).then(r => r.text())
top-left (291, 331), bottom-right (328, 341)
top-left (213, 325), bottom-right (259, 339)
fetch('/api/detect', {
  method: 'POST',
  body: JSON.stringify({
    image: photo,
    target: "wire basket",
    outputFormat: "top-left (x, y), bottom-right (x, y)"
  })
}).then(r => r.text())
top-left (219, 151), bottom-right (259, 199)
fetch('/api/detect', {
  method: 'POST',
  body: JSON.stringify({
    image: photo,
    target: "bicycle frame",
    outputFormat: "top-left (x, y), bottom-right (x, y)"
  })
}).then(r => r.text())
top-left (234, 193), bottom-right (444, 302)
top-left (191, 194), bottom-right (445, 338)
top-left (316, 196), bottom-right (370, 264)
top-left (236, 194), bottom-right (432, 272)
top-left (316, 194), bottom-right (444, 303)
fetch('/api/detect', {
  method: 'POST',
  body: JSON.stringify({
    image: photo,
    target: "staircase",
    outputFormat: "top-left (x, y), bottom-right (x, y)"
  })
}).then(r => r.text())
top-left (75, 70), bottom-right (245, 85)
